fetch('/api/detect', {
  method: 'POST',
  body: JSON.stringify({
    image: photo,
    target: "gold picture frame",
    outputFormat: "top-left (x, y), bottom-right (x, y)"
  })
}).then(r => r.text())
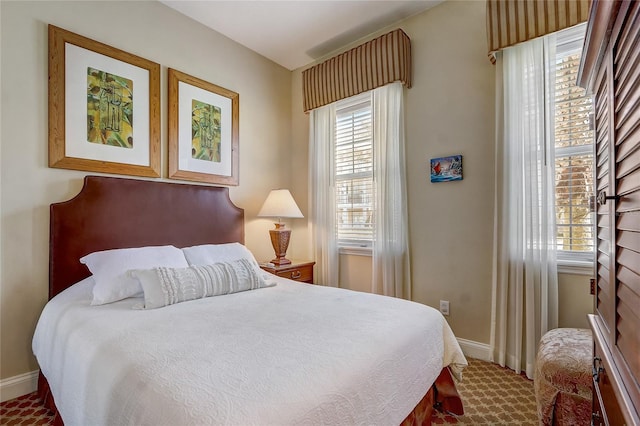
top-left (48, 25), bottom-right (161, 177)
top-left (168, 68), bottom-right (239, 186)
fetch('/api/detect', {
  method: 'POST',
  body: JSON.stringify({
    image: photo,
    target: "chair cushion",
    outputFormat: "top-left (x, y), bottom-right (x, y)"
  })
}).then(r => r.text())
top-left (534, 327), bottom-right (592, 425)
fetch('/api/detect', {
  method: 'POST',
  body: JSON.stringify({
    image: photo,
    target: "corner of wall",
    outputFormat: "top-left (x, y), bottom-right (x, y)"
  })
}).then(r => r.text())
top-left (457, 338), bottom-right (492, 362)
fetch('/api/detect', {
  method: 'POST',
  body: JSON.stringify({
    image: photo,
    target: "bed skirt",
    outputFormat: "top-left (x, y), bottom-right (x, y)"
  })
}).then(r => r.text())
top-left (38, 372), bottom-right (63, 426)
top-left (39, 367), bottom-right (463, 425)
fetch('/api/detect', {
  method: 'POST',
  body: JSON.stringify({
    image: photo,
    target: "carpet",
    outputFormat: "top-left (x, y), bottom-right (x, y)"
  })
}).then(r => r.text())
top-left (1, 358), bottom-right (538, 425)
top-left (0, 391), bottom-right (54, 426)
top-left (433, 358), bottom-right (539, 424)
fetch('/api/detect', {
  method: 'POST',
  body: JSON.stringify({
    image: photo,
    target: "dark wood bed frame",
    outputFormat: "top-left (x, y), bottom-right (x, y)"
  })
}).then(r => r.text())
top-left (41, 175), bottom-right (462, 425)
top-left (49, 176), bottom-right (244, 298)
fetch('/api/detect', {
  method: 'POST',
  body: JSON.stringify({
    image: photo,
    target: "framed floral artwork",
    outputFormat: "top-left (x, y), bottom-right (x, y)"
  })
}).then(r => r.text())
top-left (168, 68), bottom-right (239, 186)
top-left (48, 25), bottom-right (161, 177)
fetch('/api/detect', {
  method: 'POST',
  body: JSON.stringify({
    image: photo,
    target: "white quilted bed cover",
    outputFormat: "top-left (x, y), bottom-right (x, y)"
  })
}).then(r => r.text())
top-left (33, 276), bottom-right (467, 426)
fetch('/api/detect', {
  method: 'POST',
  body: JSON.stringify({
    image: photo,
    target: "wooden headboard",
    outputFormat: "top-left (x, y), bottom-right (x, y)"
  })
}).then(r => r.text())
top-left (49, 176), bottom-right (244, 299)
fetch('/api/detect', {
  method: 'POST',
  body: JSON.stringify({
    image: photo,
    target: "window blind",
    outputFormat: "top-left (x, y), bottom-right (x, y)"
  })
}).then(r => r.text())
top-left (335, 98), bottom-right (374, 245)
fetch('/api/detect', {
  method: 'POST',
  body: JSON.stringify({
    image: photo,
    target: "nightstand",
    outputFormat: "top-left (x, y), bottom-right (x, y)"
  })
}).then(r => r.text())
top-left (260, 260), bottom-right (315, 284)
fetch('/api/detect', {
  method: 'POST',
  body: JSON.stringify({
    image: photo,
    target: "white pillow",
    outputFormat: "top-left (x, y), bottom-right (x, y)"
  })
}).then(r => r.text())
top-left (129, 259), bottom-right (275, 309)
top-left (182, 243), bottom-right (260, 268)
top-left (80, 245), bottom-right (189, 305)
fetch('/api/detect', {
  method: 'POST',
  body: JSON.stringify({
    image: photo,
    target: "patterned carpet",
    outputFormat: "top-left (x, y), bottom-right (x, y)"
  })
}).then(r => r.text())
top-left (0, 392), bottom-right (54, 426)
top-left (433, 358), bottom-right (539, 424)
top-left (0, 358), bottom-right (538, 425)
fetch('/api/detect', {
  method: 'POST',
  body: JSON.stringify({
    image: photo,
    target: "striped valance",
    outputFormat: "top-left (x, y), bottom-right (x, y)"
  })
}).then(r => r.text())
top-left (302, 29), bottom-right (411, 112)
top-left (487, 0), bottom-right (590, 63)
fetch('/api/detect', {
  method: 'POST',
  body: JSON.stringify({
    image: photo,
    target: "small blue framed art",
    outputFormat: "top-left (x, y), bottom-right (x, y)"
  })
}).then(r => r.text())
top-left (430, 155), bottom-right (463, 183)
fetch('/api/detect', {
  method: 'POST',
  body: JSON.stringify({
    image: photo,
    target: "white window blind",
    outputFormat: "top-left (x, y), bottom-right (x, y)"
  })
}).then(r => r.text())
top-left (554, 24), bottom-right (594, 262)
top-left (335, 95), bottom-right (374, 246)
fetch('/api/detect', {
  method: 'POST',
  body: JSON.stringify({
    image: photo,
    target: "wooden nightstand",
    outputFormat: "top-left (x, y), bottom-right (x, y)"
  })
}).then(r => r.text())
top-left (260, 260), bottom-right (315, 284)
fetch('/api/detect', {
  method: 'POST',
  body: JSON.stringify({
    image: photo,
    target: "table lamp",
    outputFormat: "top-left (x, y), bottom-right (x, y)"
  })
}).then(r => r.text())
top-left (258, 189), bottom-right (303, 265)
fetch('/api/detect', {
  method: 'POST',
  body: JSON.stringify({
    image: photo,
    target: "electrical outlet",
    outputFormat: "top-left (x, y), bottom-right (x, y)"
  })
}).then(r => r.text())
top-left (439, 300), bottom-right (450, 316)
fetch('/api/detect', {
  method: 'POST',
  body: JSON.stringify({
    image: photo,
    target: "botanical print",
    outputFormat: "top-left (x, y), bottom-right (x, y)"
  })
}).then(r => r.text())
top-left (430, 155), bottom-right (463, 182)
top-left (191, 99), bottom-right (221, 162)
top-left (86, 67), bottom-right (133, 148)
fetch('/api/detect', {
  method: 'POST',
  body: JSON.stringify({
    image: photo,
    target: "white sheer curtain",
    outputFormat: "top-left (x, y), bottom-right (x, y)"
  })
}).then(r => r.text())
top-left (371, 82), bottom-right (411, 299)
top-left (491, 36), bottom-right (559, 379)
top-left (309, 104), bottom-right (339, 287)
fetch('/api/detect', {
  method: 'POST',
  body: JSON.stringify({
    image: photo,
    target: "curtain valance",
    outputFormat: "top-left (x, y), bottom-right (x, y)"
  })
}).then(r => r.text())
top-left (302, 29), bottom-right (411, 112)
top-left (486, 0), bottom-right (590, 63)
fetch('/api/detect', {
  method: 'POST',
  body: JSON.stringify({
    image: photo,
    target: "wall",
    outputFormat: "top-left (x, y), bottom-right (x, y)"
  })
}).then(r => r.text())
top-left (558, 273), bottom-right (593, 329)
top-left (291, 0), bottom-right (495, 345)
top-left (402, 0), bottom-right (495, 343)
top-left (339, 254), bottom-right (374, 293)
top-left (0, 0), bottom-right (291, 383)
top-left (290, 0), bottom-right (594, 348)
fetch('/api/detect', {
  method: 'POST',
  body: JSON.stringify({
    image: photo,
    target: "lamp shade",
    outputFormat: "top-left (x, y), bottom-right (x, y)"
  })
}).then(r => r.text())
top-left (258, 189), bottom-right (303, 219)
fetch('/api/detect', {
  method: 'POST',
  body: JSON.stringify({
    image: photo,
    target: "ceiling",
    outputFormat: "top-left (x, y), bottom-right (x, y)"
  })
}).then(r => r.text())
top-left (159, 1), bottom-right (444, 70)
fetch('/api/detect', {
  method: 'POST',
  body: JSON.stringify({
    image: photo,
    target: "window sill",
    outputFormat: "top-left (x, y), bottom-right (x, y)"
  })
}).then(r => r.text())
top-left (557, 260), bottom-right (594, 276)
top-left (339, 246), bottom-right (372, 257)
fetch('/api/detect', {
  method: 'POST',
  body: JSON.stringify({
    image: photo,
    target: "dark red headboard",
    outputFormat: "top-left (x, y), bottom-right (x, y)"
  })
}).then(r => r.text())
top-left (49, 176), bottom-right (244, 299)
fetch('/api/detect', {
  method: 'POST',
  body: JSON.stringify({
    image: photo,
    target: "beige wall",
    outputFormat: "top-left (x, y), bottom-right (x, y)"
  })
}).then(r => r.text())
top-left (339, 255), bottom-right (374, 293)
top-left (0, 0), bottom-right (291, 380)
top-left (402, 0), bottom-right (495, 343)
top-left (290, 0), bottom-right (594, 345)
top-left (291, 0), bottom-right (495, 343)
top-left (558, 273), bottom-right (593, 329)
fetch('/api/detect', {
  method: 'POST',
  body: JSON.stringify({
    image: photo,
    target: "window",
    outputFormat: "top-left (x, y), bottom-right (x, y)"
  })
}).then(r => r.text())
top-left (553, 24), bottom-right (594, 265)
top-left (334, 94), bottom-right (373, 248)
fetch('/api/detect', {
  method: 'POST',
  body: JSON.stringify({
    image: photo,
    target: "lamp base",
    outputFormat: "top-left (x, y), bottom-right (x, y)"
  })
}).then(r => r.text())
top-left (269, 223), bottom-right (292, 265)
top-left (271, 257), bottom-right (292, 266)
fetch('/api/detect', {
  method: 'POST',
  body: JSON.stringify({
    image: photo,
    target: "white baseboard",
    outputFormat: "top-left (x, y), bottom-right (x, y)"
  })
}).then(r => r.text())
top-left (0, 370), bottom-right (39, 402)
top-left (457, 338), bottom-right (491, 362)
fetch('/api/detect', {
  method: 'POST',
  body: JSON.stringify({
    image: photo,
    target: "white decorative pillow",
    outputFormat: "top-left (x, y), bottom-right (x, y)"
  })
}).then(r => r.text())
top-left (129, 258), bottom-right (275, 309)
top-left (80, 245), bottom-right (189, 306)
top-left (181, 243), bottom-right (260, 268)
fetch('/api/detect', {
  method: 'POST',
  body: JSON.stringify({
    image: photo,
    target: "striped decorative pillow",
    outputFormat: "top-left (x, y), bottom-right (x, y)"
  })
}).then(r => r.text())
top-left (130, 259), bottom-right (274, 309)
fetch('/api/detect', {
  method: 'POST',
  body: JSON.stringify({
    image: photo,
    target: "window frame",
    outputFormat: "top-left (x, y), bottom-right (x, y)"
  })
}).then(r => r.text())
top-left (553, 23), bottom-right (595, 274)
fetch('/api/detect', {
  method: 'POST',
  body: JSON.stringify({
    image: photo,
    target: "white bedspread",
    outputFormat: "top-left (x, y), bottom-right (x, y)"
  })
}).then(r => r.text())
top-left (33, 276), bottom-right (467, 426)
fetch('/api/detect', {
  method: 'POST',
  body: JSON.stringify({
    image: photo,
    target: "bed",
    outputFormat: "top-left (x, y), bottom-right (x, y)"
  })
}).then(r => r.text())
top-left (33, 175), bottom-right (467, 425)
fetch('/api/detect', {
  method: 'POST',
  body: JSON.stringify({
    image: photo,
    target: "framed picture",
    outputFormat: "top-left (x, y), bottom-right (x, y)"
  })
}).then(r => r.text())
top-left (48, 25), bottom-right (161, 177)
top-left (168, 68), bottom-right (239, 186)
top-left (430, 155), bottom-right (463, 182)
